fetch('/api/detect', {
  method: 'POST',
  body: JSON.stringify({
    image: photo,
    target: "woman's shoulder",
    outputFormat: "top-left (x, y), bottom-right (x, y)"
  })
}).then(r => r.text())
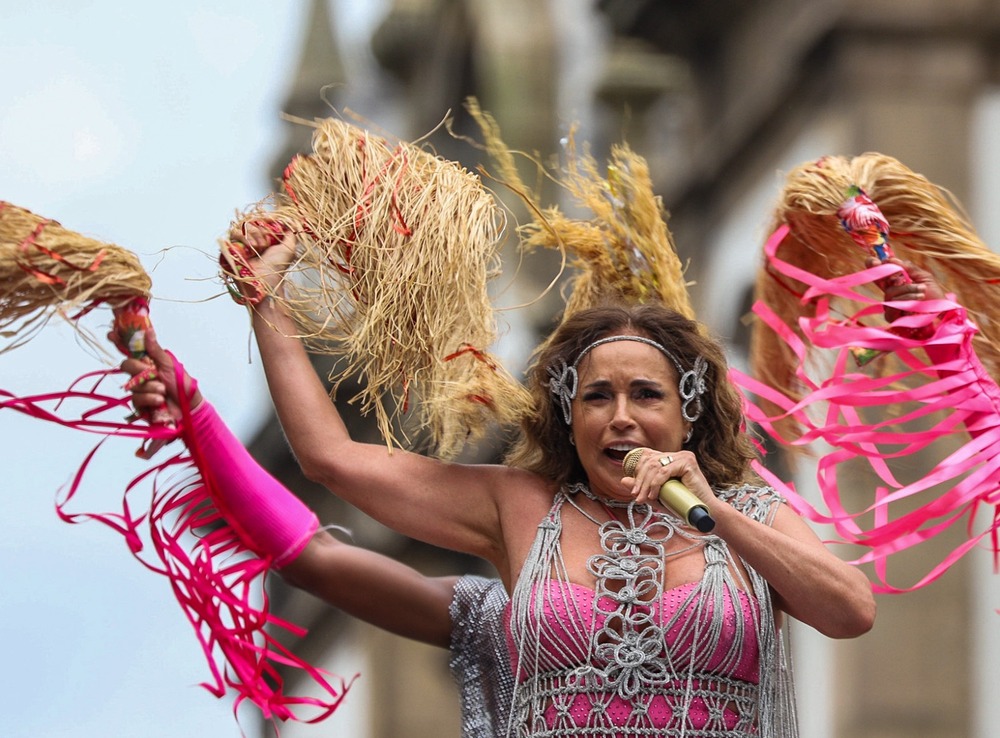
top-left (479, 464), bottom-right (560, 532)
top-left (490, 463), bottom-right (559, 498)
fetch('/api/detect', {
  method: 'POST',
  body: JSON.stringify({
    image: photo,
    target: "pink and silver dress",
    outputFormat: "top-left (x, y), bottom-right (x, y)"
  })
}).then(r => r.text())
top-left (505, 484), bottom-right (798, 738)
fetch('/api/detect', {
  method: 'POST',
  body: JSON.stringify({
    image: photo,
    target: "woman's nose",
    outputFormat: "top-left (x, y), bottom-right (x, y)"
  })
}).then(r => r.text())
top-left (609, 397), bottom-right (635, 428)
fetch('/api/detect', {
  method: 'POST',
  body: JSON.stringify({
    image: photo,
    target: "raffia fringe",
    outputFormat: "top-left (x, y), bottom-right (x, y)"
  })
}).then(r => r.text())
top-left (467, 99), bottom-right (695, 330)
top-left (750, 153), bottom-right (1000, 446)
top-left (0, 201), bottom-right (151, 352)
top-left (226, 116), bottom-right (531, 459)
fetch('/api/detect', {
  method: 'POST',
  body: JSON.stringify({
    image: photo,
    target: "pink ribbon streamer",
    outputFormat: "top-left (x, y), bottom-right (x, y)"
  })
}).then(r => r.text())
top-left (1, 365), bottom-right (354, 728)
top-left (732, 224), bottom-right (1000, 593)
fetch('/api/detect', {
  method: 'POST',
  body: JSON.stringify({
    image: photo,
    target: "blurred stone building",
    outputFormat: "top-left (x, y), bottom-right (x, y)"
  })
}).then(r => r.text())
top-left (250, 1), bottom-right (1000, 736)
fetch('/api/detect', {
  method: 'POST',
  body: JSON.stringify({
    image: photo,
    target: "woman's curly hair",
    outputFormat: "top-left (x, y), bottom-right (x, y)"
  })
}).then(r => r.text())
top-left (505, 303), bottom-right (759, 490)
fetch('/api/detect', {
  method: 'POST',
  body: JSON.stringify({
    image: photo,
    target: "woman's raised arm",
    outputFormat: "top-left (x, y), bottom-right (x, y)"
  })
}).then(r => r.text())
top-left (123, 340), bottom-right (467, 648)
top-left (244, 233), bottom-right (528, 572)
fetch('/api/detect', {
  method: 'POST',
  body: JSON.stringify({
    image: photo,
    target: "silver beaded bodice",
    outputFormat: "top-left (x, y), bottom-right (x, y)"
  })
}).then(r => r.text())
top-left (506, 484), bottom-right (799, 738)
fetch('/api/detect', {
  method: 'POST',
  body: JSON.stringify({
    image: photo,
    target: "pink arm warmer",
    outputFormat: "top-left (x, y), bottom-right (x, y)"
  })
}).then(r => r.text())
top-left (184, 400), bottom-right (319, 568)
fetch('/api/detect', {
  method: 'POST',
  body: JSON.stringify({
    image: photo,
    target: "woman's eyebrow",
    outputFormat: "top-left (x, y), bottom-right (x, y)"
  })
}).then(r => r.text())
top-left (580, 377), bottom-right (663, 389)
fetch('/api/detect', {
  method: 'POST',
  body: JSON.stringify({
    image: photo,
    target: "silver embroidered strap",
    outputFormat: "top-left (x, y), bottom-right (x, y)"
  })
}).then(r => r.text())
top-left (548, 334), bottom-right (708, 425)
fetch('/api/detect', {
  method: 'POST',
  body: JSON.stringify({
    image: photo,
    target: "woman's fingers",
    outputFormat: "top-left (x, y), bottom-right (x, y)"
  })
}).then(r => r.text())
top-left (626, 448), bottom-right (714, 508)
top-left (626, 449), bottom-right (684, 504)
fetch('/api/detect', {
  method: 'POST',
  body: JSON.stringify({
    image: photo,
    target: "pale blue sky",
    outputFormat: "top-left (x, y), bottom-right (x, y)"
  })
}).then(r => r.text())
top-left (0, 4), bottom-right (348, 736)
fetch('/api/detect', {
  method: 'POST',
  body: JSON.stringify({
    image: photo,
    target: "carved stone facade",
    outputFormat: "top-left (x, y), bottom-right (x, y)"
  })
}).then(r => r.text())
top-left (252, 1), bottom-right (1000, 736)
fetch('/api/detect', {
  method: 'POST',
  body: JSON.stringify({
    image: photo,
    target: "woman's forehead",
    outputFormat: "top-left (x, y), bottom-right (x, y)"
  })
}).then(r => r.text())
top-left (577, 339), bottom-right (676, 378)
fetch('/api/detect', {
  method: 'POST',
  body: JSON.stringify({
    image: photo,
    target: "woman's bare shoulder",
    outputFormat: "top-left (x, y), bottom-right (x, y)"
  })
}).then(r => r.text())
top-left (491, 463), bottom-right (559, 496)
top-left (488, 466), bottom-right (560, 525)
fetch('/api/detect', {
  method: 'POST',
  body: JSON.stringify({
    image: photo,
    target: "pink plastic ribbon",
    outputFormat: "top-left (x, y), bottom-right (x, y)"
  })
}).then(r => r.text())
top-left (733, 224), bottom-right (1000, 593)
top-left (1, 365), bottom-right (354, 726)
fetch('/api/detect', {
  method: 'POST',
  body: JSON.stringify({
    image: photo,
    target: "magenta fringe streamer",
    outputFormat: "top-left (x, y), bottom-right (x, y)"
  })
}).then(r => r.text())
top-left (731, 225), bottom-right (1000, 593)
top-left (1, 364), bottom-right (353, 727)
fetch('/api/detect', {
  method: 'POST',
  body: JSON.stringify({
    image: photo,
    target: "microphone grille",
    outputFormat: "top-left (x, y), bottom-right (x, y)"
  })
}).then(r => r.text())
top-left (622, 448), bottom-right (644, 477)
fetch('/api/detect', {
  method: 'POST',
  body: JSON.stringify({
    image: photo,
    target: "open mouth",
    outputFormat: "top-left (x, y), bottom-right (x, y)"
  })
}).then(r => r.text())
top-left (604, 446), bottom-right (635, 463)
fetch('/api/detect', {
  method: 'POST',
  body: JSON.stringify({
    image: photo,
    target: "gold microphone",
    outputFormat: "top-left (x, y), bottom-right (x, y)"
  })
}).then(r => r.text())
top-left (622, 448), bottom-right (715, 533)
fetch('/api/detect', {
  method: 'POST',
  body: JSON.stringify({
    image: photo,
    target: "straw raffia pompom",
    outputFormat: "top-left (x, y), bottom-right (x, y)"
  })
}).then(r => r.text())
top-left (0, 201), bottom-right (151, 352)
top-left (467, 100), bottom-right (694, 327)
top-left (536, 141), bottom-right (693, 322)
top-left (750, 153), bottom-right (1000, 445)
top-left (224, 117), bottom-right (530, 458)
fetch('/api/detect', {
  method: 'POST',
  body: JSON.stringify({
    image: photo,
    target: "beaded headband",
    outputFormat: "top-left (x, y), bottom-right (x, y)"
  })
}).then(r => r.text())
top-left (547, 334), bottom-right (708, 426)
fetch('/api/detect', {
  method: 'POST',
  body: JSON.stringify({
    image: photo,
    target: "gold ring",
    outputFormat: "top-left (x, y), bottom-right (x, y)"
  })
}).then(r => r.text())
top-left (660, 455), bottom-right (673, 466)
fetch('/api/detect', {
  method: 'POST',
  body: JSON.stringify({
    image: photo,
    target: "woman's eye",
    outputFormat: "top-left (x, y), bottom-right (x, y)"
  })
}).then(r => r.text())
top-left (581, 391), bottom-right (609, 402)
top-left (636, 388), bottom-right (663, 400)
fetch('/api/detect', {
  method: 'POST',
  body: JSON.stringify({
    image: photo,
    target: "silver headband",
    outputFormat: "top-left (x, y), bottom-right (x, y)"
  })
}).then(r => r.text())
top-left (547, 334), bottom-right (708, 426)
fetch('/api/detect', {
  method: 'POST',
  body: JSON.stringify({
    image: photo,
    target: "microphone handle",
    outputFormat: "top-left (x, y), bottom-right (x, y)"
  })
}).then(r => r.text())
top-left (659, 479), bottom-right (716, 533)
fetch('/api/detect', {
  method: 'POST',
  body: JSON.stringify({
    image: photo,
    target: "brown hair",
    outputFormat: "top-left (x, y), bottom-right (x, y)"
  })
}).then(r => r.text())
top-left (506, 303), bottom-right (759, 489)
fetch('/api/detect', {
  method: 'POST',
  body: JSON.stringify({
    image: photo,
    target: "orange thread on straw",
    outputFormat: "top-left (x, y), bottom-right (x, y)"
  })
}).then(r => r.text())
top-left (281, 155), bottom-right (318, 243)
top-left (389, 147), bottom-right (413, 237)
top-left (19, 219), bottom-right (49, 251)
top-left (15, 262), bottom-right (65, 285)
top-left (466, 394), bottom-right (496, 409)
top-left (283, 156), bottom-right (303, 206)
top-left (400, 374), bottom-right (410, 414)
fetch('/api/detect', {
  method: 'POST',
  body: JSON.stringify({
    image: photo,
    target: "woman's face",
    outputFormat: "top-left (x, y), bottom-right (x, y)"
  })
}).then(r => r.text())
top-left (570, 337), bottom-right (689, 500)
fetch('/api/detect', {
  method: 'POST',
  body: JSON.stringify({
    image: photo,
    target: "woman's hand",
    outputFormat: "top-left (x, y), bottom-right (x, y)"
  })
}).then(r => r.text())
top-left (621, 448), bottom-right (714, 508)
top-left (867, 256), bottom-right (946, 322)
top-left (221, 221), bottom-right (299, 305)
top-left (116, 328), bottom-right (203, 423)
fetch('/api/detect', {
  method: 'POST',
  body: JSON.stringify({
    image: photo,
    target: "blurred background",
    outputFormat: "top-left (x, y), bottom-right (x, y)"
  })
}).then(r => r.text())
top-left (3, 1), bottom-right (1000, 736)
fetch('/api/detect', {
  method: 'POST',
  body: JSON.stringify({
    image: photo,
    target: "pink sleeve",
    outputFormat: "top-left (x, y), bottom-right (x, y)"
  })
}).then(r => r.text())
top-left (184, 401), bottom-right (319, 568)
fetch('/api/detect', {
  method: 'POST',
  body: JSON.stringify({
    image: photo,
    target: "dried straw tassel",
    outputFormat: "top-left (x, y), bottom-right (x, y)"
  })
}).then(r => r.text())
top-left (750, 153), bottom-right (1000, 445)
top-left (226, 117), bottom-right (530, 458)
top-left (0, 201), bottom-right (150, 351)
